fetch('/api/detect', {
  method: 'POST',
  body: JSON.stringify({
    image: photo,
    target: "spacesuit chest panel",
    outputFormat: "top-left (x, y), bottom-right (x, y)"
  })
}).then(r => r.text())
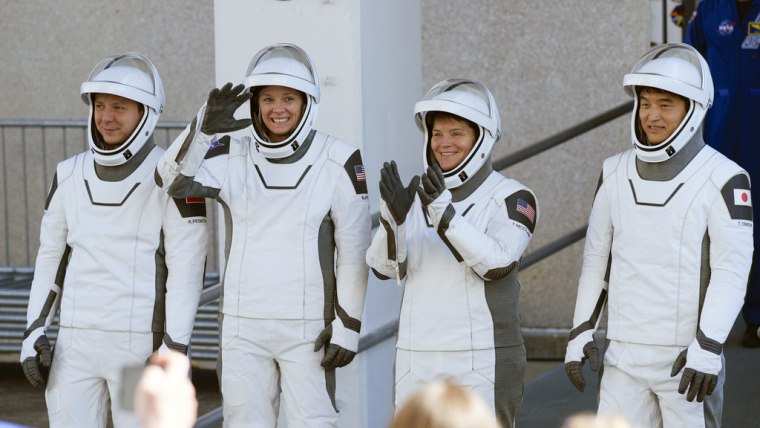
top-left (403, 177), bottom-right (499, 351)
top-left (224, 137), bottom-right (335, 319)
top-left (72, 150), bottom-right (164, 237)
top-left (607, 150), bottom-right (717, 345)
top-left (61, 149), bottom-right (165, 331)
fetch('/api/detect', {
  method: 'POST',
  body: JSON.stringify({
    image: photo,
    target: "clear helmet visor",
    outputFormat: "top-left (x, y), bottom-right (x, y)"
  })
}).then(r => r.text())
top-left (622, 43), bottom-right (713, 163)
top-left (414, 79), bottom-right (500, 138)
top-left (244, 43), bottom-right (320, 159)
top-left (80, 53), bottom-right (164, 166)
top-left (81, 53), bottom-right (164, 112)
top-left (244, 43), bottom-right (319, 102)
top-left (413, 79), bottom-right (501, 188)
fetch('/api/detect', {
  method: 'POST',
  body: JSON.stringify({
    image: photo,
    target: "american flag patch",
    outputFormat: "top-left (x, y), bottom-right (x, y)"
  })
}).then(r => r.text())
top-left (516, 198), bottom-right (535, 223)
top-left (186, 197), bottom-right (204, 204)
top-left (354, 165), bottom-right (366, 181)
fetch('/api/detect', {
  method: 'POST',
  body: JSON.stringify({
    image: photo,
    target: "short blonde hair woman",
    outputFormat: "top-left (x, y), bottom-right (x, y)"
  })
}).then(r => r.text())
top-left (390, 381), bottom-right (501, 428)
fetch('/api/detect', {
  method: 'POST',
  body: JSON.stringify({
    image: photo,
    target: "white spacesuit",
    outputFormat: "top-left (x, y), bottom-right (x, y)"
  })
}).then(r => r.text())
top-left (565, 44), bottom-right (753, 427)
top-left (366, 79), bottom-right (538, 428)
top-left (157, 44), bottom-right (370, 427)
top-left (20, 53), bottom-right (208, 427)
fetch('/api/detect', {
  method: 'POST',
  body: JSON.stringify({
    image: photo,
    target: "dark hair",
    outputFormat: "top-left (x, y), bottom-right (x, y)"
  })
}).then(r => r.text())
top-left (636, 86), bottom-right (689, 106)
top-left (425, 111), bottom-right (478, 135)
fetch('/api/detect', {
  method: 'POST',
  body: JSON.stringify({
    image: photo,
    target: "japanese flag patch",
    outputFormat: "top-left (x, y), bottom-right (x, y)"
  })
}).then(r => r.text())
top-left (734, 189), bottom-right (752, 207)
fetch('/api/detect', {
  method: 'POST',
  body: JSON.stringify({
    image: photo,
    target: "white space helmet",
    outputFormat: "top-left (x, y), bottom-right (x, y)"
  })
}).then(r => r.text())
top-left (414, 79), bottom-right (501, 188)
top-left (80, 53), bottom-right (164, 166)
top-left (622, 43), bottom-right (713, 163)
top-left (244, 43), bottom-right (319, 159)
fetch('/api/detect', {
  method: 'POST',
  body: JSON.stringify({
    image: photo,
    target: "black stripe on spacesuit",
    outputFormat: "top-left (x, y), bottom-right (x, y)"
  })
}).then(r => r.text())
top-left (254, 164), bottom-right (312, 189)
top-left (371, 268), bottom-right (391, 280)
top-left (174, 117), bottom-right (198, 162)
top-left (593, 170), bottom-right (603, 202)
top-left (462, 203), bottom-right (475, 217)
top-left (437, 204), bottom-right (464, 263)
top-left (336, 305), bottom-right (361, 333)
top-left (172, 196), bottom-right (207, 218)
top-left (23, 290), bottom-right (59, 338)
top-left (484, 263), bottom-right (523, 347)
top-left (342, 150), bottom-right (368, 195)
top-left (720, 173), bottom-right (752, 221)
top-left (317, 213), bottom-right (340, 412)
top-left (568, 289), bottom-right (607, 341)
top-left (85, 180), bottom-right (140, 206)
top-left (698, 232), bottom-right (710, 326)
top-left (379, 217), bottom-right (397, 261)
top-left (44, 173), bottom-right (58, 210)
top-left (628, 179), bottom-right (684, 207)
top-left (325, 367), bottom-right (339, 412)
top-left (162, 333), bottom-right (189, 355)
top-left (504, 189), bottom-right (537, 234)
top-left (494, 345), bottom-right (526, 428)
top-left (154, 168), bottom-right (163, 188)
top-left (697, 329), bottom-right (722, 355)
top-left (484, 261), bottom-right (517, 281)
top-left (55, 245), bottom-right (71, 290)
top-left (318, 214), bottom-right (337, 323)
top-left (484, 263), bottom-right (527, 426)
top-left (204, 135), bottom-right (231, 160)
top-left (152, 231), bottom-right (168, 351)
top-left (422, 204), bottom-right (433, 228)
top-left (25, 244), bottom-right (73, 337)
top-left (376, 216), bottom-right (408, 279)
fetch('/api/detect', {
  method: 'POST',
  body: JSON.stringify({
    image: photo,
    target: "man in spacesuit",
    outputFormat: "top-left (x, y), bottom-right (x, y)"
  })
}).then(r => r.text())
top-left (20, 53), bottom-right (208, 427)
top-left (156, 43), bottom-right (370, 427)
top-left (366, 78), bottom-right (538, 428)
top-left (564, 43), bottom-right (753, 427)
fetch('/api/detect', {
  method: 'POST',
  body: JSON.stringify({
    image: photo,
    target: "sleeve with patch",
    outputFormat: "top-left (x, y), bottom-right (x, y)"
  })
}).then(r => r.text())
top-left (204, 135), bottom-right (231, 160)
top-left (505, 189), bottom-right (537, 234)
top-left (720, 173), bottom-right (752, 221)
top-left (342, 150), bottom-right (368, 195)
top-left (172, 197), bottom-right (207, 218)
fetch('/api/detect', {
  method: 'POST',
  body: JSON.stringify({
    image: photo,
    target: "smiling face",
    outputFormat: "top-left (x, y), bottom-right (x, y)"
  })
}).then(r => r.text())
top-left (93, 93), bottom-right (143, 148)
top-left (429, 113), bottom-right (479, 172)
top-left (257, 85), bottom-right (306, 142)
top-left (637, 88), bottom-right (688, 146)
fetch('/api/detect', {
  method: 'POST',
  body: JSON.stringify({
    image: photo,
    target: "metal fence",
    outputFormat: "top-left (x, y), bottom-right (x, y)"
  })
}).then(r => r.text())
top-left (0, 119), bottom-right (220, 272)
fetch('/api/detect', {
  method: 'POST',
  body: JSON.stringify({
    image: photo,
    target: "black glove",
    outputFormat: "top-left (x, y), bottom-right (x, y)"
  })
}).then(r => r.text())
top-left (379, 161), bottom-right (419, 225)
top-left (201, 82), bottom-right (253, 135)
top-left (670, 349), bottom-right (718, 403)
top-left (313, 325), bottom-right (356, 370)
top-left (21, 335), bottom-right (52, 389)
top-left (417, 164), bottom-right (446, 206)
top-left (564, 341), bottom-right (600, 392)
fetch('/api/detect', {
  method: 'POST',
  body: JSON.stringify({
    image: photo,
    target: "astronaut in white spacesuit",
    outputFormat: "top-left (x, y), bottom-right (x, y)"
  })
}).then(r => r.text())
top-left (20, 53), bottom-right (208, 427)
top-left (366, 78), bottom-right (539, 428)
top-left (564, 43), bottom-right (753, 428)
top-left (156, 43), bottom-right (370, 427)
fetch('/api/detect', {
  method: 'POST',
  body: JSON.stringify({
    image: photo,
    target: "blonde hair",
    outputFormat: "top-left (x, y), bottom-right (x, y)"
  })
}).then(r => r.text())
top-left (562, 413), bottom-right (632, 428)
top-left (390, 381), bottom-right (501, 428)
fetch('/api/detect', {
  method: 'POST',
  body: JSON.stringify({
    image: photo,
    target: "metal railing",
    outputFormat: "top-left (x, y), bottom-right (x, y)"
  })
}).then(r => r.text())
top-left (0, 119), bottom-right (222, 272)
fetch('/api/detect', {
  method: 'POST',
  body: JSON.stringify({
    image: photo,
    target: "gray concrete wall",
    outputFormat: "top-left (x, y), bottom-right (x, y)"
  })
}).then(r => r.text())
top-left (0, 1), bottom-right (215, 120)
top-left (1, 1), bottom-right (650, 354)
